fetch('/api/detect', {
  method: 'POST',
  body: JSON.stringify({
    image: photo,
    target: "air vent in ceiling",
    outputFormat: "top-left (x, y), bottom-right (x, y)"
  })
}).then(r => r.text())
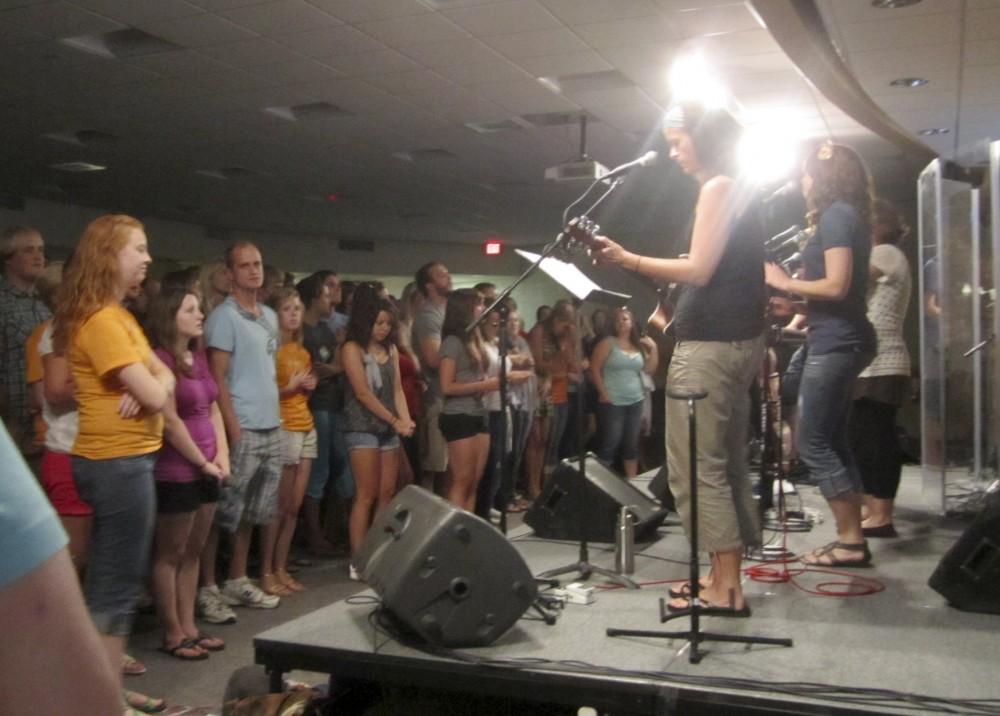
top-left (465, 117), bottom-right (531, 134)
top-left (264, 102), bottom-right (354, 122)
top-left (520, 111), bottom-right (595, 128)
top-left (43, 130), bottom-right (118, 147)
top-left (339, 239), bottom-right (375, 252)
top-left (195, 167), bottom-right (259, 180)
top-left (537, 70), bottom-right (635, 95)
top-left (393, 149), bottom-right (457, 162)
top-left (60, 28), bottom-right (180, 59)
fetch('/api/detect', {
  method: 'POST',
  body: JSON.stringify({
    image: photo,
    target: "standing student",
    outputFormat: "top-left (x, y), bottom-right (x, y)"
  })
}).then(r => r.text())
top-left (764, 143), bottom-right (877, 566)
top-left (591, 104), bottom-right (766, 615)
top-left (148, 288), bottom-right (229, 660)
top-left (261, 288), bottom-right (317, 595)
top-left (590, 307), bottom-right (658, 478)
top-left (341, 285), bottom-right (415, 579)
top-left (54, 214), bottom-right (175, 712)
top-left (412, 261), bottom-right (452, 491)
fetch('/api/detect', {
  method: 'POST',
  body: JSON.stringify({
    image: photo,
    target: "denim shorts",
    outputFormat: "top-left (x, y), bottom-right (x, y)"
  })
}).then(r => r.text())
top-left (344, 430), bottom-right (400, 452)
top-left (72, 452), bottom-right (156, 636)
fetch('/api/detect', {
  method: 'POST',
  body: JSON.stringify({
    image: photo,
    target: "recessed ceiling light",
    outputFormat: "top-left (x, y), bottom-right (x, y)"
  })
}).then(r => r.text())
top-left (918, 127), bottom-right (950, 136)
top-left (871, 0), bottom-right (922, 8)
top-left (890, 77), bottom-right (928, 88)
top-left (50, 161), bottom-right (106, 172)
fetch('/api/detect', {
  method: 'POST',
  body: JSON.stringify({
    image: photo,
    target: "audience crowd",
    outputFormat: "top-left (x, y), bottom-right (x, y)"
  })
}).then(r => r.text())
top-left (1, 219), bottom-right (662, 715)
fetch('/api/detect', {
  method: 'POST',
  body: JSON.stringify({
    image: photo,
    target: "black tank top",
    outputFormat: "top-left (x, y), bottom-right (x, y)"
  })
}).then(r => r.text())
top-left (673, 197), bottom-right (766, 342)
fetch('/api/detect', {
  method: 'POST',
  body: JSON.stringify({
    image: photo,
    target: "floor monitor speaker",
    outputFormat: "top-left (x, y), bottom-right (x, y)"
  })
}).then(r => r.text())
top-left (357, 485), bottom-right (538, 647)
top-left (524, 454), bottom-right (668, 543)
top-left (928, 489), bottom-right (1000, 615)
top-left (646, 465), bottom-right (676, 513)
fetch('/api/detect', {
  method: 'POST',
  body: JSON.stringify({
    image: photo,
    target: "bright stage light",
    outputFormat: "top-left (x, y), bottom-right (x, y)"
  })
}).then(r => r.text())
top-left (668, 53), bottom-right (728, 109)
top-left (738, 112), bottom-right (806, 187)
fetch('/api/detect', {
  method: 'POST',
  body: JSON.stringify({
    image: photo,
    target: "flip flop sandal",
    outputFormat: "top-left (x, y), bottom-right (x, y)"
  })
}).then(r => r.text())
top-left (123, 690), bottom-right (167, 713)
top-left (195, 632), bottom-right (225, 651)
top-left (121, 653), bottom-right (147, 676)
top-left (666, 596), bottom-right (752, 618)
top-left (801, 541), bottom-right (873, 568)
top-left (158, 639), bottom-right (209, 661)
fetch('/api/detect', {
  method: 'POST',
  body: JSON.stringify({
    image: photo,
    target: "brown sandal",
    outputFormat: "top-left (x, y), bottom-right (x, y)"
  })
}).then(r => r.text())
top-left (801, 541), bottom-right (873, 568)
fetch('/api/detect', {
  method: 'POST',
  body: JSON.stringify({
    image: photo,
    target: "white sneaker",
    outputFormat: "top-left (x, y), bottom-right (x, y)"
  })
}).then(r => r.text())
top-left (221, 577), bottom-right (280, 609)
top-left (348, 564), bottom-right (362, 582)
top-left (197, 585), bottom-right (238, 624)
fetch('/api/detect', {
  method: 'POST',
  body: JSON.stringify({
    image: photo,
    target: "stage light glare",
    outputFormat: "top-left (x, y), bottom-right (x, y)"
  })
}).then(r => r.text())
top-left (738, 118), bottom-right (803, 186)
top-left (668, 53), bottom-right (727, 109)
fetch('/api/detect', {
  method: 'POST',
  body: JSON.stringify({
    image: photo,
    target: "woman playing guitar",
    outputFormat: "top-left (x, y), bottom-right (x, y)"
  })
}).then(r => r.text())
top-left (589, 102), bottom-right (766, 617)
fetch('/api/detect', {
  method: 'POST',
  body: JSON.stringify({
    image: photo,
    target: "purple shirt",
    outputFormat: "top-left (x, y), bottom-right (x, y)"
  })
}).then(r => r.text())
top-left (154, 348), bottom-right (219, 483)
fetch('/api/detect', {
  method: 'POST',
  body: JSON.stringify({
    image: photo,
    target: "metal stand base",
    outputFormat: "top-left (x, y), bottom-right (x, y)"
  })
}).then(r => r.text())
top-left (538, 560), bottom-right (638, 590)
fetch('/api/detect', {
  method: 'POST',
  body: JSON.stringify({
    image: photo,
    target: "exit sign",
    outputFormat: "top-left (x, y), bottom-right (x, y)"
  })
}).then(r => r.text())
top-left (483, 238), bottom-right (504, 256)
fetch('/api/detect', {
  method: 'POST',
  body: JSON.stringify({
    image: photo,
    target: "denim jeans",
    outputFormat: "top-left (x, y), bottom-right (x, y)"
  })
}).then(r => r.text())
top-left (475, 410), bottom-right (506, 519)
top-left (72, 453), bottom-right (156, 636)
top-left (797, 349), bottom-right (873, 499)
top-left (597, 400), bottom-right (644, 466)
top-left (307, 410), bottom-right (355, 501)
top-left (496, 408), bottom-right (531, 508)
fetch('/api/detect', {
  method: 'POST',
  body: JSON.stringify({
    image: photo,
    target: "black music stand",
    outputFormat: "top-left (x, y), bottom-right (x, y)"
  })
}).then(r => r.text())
top-left (607, 385), bottom-right (793, 662)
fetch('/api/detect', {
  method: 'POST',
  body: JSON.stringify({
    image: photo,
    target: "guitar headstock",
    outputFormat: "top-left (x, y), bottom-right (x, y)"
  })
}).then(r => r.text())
top-left (560, 216), bottom-right (600, 254)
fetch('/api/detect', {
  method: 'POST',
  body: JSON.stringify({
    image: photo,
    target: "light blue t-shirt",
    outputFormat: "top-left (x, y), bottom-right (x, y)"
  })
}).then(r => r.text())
top-left (205, 297), bottom-right (281, 430)
top-left (602, 341), bottom-right (645, 406)
top-left (0, 425), bottom-right (68, 588)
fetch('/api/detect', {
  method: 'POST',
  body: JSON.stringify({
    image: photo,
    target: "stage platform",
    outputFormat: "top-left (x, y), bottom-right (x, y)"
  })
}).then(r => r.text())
top-left (254, 469), bottom-right (999, 715)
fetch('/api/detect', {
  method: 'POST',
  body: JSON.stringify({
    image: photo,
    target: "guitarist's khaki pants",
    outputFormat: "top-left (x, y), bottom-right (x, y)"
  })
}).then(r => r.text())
top-left (666, 336), bottom-right (764, 554)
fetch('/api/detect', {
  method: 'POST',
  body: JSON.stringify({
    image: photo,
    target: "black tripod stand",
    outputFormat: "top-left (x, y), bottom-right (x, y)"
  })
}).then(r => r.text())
top-left (607, 385), bottom-right (793, 663)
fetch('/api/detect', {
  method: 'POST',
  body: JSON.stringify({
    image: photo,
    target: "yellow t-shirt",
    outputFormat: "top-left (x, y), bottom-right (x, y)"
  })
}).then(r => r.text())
top-left (70, 304), bottom-right (163, 460)
top-left (276, 342), bottom-right (314, 432)
top-left (24, 320), bottom-right (48, 448)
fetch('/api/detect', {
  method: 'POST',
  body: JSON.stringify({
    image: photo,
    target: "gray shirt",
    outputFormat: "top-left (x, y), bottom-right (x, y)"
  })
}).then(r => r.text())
top-left (205, 297), bottom-right (280, 430)
top-left (440, 335), bottom-right (486, 416)
top-left (411, 300), bottom-right (445, 401)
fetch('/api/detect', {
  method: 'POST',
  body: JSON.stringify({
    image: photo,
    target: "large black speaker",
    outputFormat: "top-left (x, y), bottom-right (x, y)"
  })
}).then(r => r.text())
top-left (646, 465), bottom-right (676, 513)
top-left (928, 490), bottom-right (1000, 615)
top-left (524, 454), bottom-right (669, 543)
top-left (357, 485), bottom-right (538, 647)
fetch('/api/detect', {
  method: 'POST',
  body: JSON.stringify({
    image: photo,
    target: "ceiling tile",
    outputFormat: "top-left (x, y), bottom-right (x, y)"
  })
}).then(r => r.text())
top-left (484, 27), bottom-right (587, 59)
top-left (474, 77), bottom-right (580, 113)
top-left (514, 50), bottom-right (613, 78)
top-left (323, 48), bottom-right (422, 76)
top-left (400, 36), bottom-right (501, 68)
top-left (187, 67), bottom-right (279, 92)
top-left (356, 12), bottom-right (467, 47)
top-left (698, 28), bottom-right (780, 56)
top-left (539, 0), bottom-right (658, 25)
top-left (250, 58), bottom-right (344, 84)
top-left (124, 48), bottom-right (236, 76)
top-left (0, 18), bottom-right (48, 44)
top-left (140, 13), bottom-right (260, 47)
top-left (572, 16), bottom-right (677, 49)
top-left (183, 0), bottom-right (274, 10)
top-left (825, 0), bottom-right (960, 24)
top-left (67, 0), bottom-right (205, 25)
top-left (869, 89), bottom-right (958, 113)
top-left (964, 39), bottom-right (1000, 66)
top-left (965, 8), bottom-right (1000, 41)
top-left (443, 0), bottom-right (562, 37)
top-left (961, 63), bottom-right (1000, 96)
top-left (364, 68), bottom-right (457, 96)
top-left (435, 59), bottom-right (529, 86)
top-left (220, 0), bottom-right (342, 35)
top-left (847, 44), bottom-right (960, 84)
top-left (272, 25), bottom-right (386, 57)
top-left (198, 37), bottom-right (306, 67)
top-left (2, 1), bottom-right (124, 37)
top-left (669, 3), bottom-right (760, 38)
top-left (305, 0), bottom-right (432, 24)
top-left (839, 13), bottom-right (961, 53)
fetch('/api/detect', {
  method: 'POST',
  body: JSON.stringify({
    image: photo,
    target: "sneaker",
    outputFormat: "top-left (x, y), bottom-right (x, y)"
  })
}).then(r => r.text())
top-left (348, 564), bottom-right (362, 582)
top-left (221, 577), bottom-right (280, 609)
top-left (197, 585), bottom-right (238, 624)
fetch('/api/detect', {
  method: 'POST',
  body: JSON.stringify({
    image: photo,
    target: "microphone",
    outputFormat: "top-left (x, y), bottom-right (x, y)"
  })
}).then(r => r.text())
top-left (603, 150), bottom-right (658, 180)
top-left (761, 180), bottom-right (799, 205)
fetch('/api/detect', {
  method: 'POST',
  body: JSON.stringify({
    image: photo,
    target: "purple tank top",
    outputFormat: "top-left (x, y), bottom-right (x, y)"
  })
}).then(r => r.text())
top-left (154, 348), bottom-right (220, 482)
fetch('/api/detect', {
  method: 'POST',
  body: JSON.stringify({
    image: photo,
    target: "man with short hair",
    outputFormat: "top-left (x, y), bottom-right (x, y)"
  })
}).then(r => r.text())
top-left (412, 261), bottom-right (452, 490)
top-left (0, 225), bottom-right (49, 452)
top-left (198, 242), bottom-right (282, 622)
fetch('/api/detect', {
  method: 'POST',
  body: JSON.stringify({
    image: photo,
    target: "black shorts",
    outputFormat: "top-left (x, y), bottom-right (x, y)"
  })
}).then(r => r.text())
top-left (438, 413), bottom-right (489, 443)
top-left (156, 476), bottom-right (220, 514)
